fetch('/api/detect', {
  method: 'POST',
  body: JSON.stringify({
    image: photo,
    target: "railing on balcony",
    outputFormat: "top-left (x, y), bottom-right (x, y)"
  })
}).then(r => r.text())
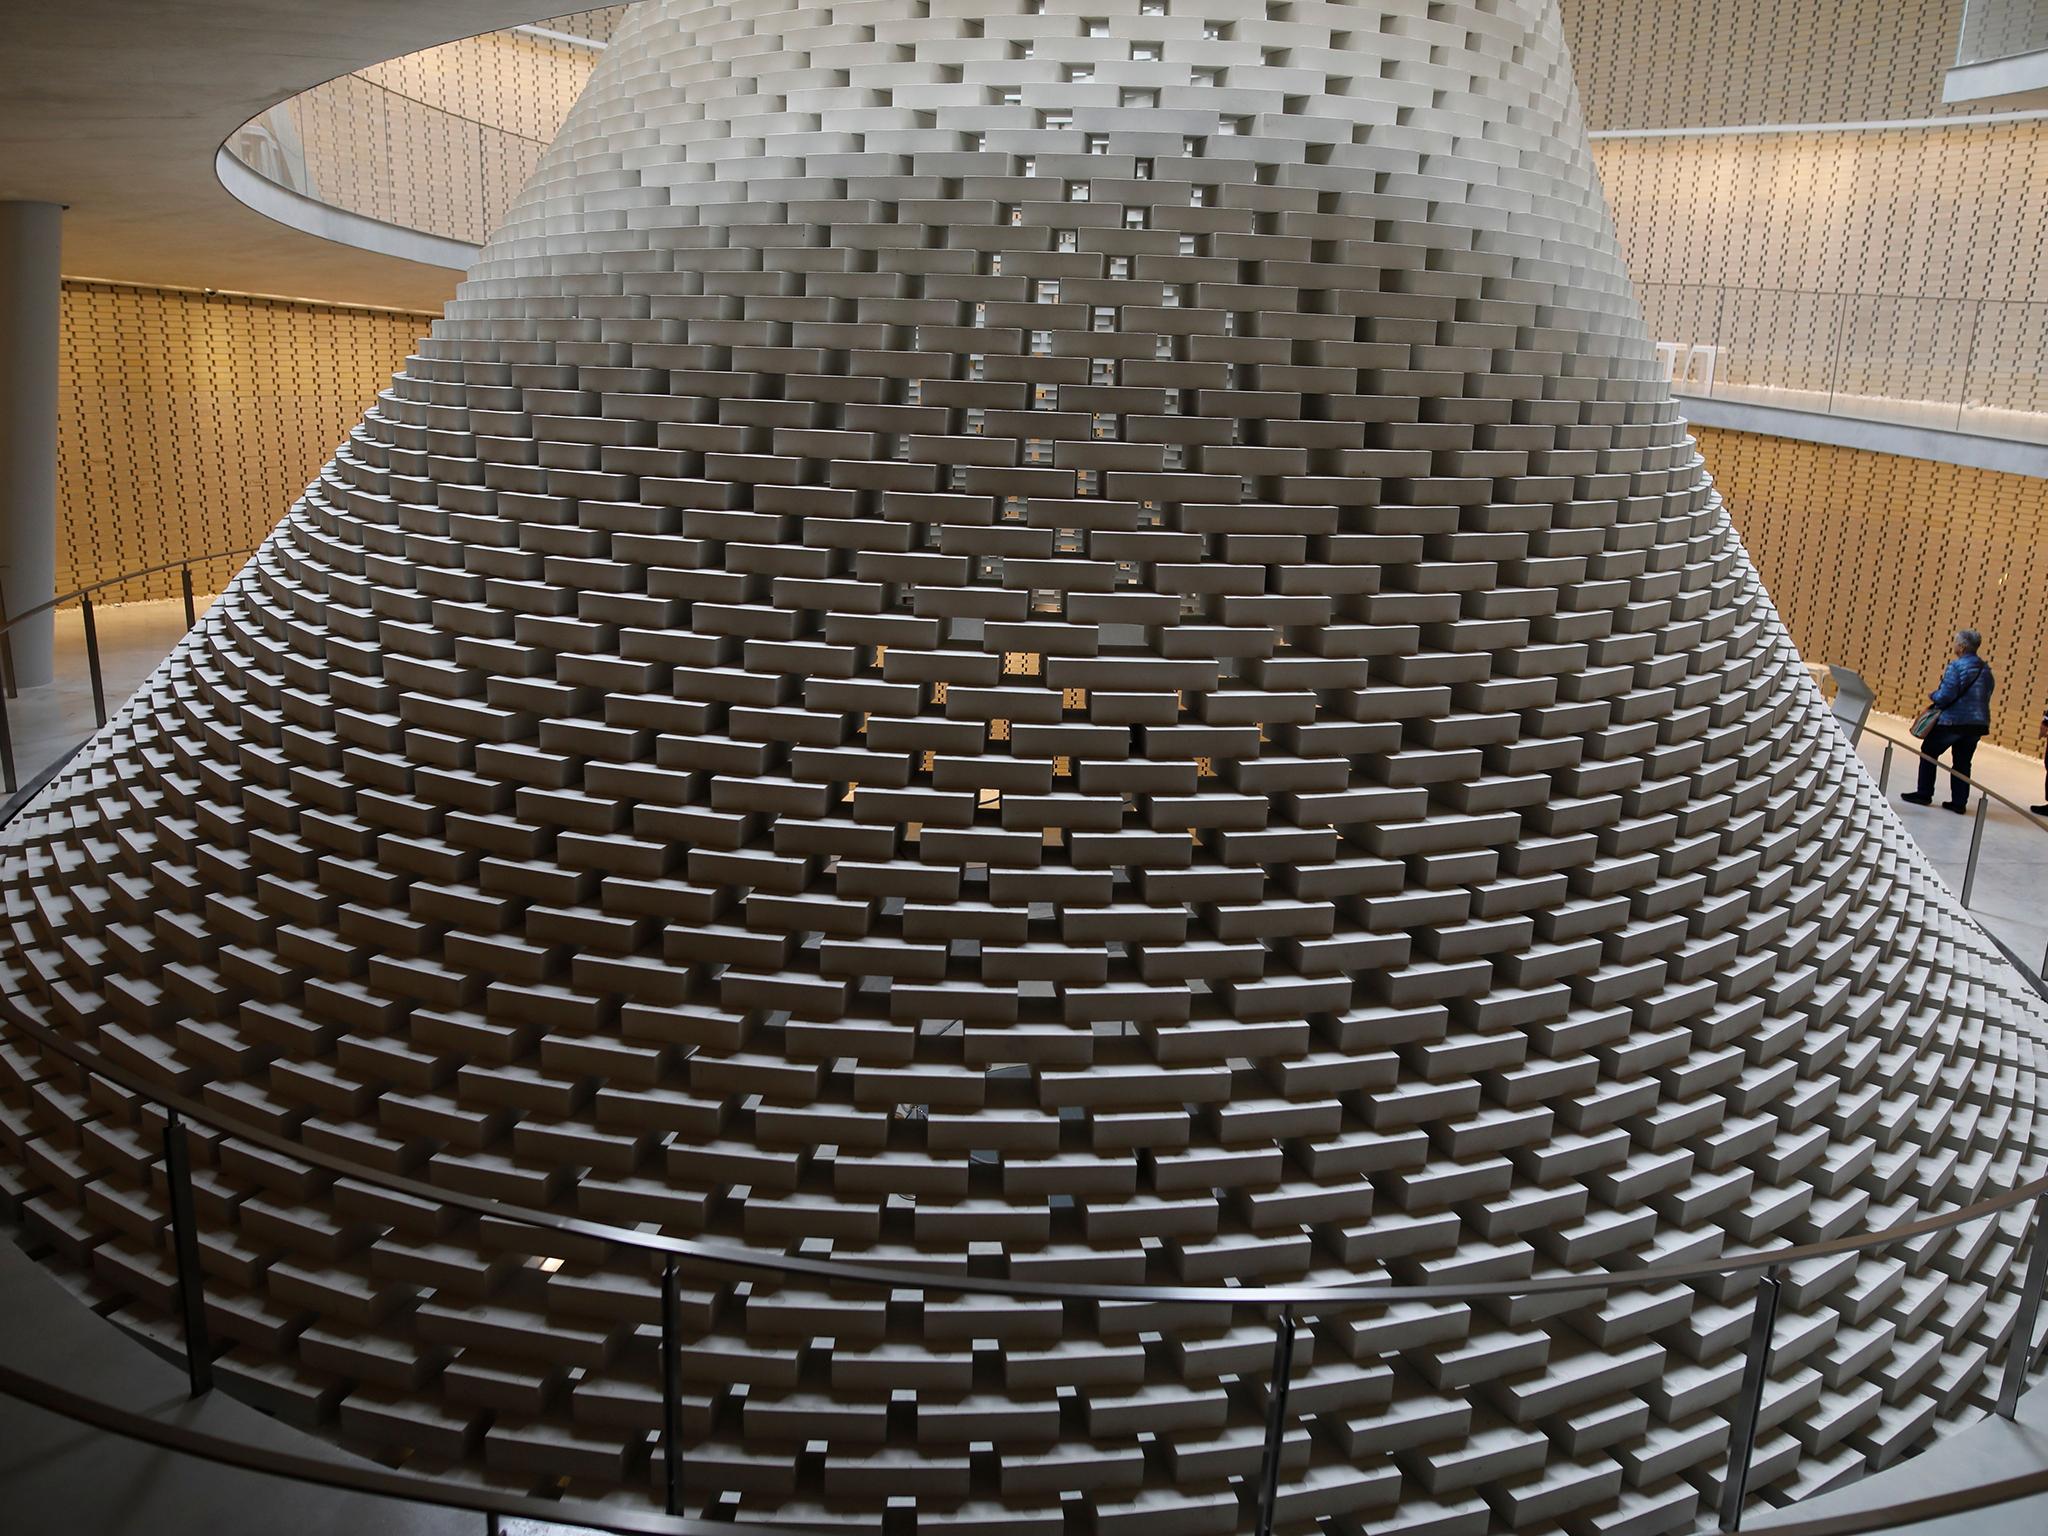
top-left (223, 78), bottom-right (552, 248)
top-left (1643, 283), bottom-right (2048, 444)
top-left (1957, 0), bottom-right (2048, 68)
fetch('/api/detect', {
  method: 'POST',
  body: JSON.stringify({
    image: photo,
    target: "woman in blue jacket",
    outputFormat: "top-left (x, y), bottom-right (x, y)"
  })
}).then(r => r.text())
top-left (1902, 629), bottom-right (1994, 813)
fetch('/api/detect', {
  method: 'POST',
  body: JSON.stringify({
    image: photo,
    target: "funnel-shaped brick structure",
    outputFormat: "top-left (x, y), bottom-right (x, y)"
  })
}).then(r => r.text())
top-left (3, 2), bottom-right (2044, 1530)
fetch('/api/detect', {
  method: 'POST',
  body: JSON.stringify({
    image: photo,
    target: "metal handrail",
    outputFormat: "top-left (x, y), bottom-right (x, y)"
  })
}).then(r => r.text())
top-left (313, 69), bottom-right (554, 147)
top-left (3, 978), bottom-right (2047, 1533)
top-left (4, 544), bottom-right (261, 631)
top-left (0, 544), bottom-right (261, 794)
top-left (1859, 716), bottom-right (2048, 979)
top-left (3, 559), bottom-right (2048, 1532)
top-left (224, 56), bottom-right (577, 247)
top-left (4, 990), bottom-right (2041, 1310)
top-left (0, 1359), bottom-right (739, 1536)
top-left (5, 1350), bottom-right (2046, 1536)
top-left (1863, 719), bottom-right (2048, 830)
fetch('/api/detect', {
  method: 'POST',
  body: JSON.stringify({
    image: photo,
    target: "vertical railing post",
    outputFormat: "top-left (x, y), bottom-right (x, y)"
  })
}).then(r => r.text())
top-left (0, 685), bottom-right (16, 797)
top-left (1254, 1306), bottom-right (1298, 1536)
top-left (0, 587), bottom-right (15, 699)
top-left (1711, 285), bottom-right (1727, 398)
top-left (161, 1109), bottom-right (214, 1397)
top-left (1878, 741), bottom-right (1893, 793)
top-left (1961, 797), bottom-right (1988, 907)
top-left (181, 563), bottom-right (196, 629)
top-left (1957, 296), bottom-right (1983, 433)
top-left (1997, 1193), bottom-right (2048, 1418)
top-left (82, 595), bottom-right (107, 727)
top-left (661, 1255), bottom-right (682, 1517)
top-left (1719, 1267), bottom-right (1782, 1532)
top-left (1823, 292), bottom-right (1846, 416)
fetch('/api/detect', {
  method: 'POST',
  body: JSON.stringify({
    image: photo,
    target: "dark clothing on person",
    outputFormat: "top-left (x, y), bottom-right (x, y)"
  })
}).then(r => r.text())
top-left (1917, 722), bottom-right (1987, 809)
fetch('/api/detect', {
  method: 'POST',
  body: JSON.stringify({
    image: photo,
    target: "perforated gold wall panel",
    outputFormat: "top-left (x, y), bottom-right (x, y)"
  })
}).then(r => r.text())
top-left (56, 282), bottom-right (425, 603)
top-left (356, 19), bottom-right (618, 144)
top-left (1595, 120), bottom-right (2048, 303)
top-left (288, 10), bottom-right (619, 244)
top-left (1558, 0), bottom-right (1971, 130)
top-left (1591, 118), bottom-right (2048, 423)
top-left (1704, 428), bottom-right (2048, 754)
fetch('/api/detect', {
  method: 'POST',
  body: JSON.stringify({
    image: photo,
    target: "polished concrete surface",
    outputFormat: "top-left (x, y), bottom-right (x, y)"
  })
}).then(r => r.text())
top-left (1855, 711), bottom-right (2048, 987)
top-left (3, 597), bottom-right (198, 802)
top-left (0, 1233), bottom-right (474, 1536)
top-left (1751, 1374), bottom-right (2048, 1535)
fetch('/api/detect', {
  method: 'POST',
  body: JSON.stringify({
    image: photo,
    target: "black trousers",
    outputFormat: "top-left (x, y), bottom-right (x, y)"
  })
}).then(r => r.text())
top-left (1917, 723), bottom-right (1986, 806)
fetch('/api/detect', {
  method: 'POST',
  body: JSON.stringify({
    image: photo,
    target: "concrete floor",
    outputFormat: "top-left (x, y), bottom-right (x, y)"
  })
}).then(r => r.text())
top-left (0, 1233), bottom-right (479, 1536)
top-left (1750, 1379), bottom-right (2048, 1535)
top-left (1855, 712), bottom-right (2048, 986)
top-left (2, 598), bottom-right (200, 802)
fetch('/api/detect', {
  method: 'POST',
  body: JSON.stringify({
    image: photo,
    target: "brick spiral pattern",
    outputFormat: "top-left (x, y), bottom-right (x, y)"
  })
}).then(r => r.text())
top-left (3, 2), bottom-right (2047, 1532)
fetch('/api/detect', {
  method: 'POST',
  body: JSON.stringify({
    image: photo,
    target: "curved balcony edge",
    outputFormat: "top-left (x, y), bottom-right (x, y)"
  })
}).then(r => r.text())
top-left (213, 146), bottom-right (478, 276)
top-left (1678, 392), bottom-right (2048, 479)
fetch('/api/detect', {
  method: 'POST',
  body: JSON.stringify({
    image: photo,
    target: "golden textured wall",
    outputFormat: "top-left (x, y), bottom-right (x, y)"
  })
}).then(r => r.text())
top-left (1592, 120), bottom-right (2048, 420)
top-left (355, 10), bottom-right (625, 140)
top-left (1559, 0), bottom-right (1971, 128)
top-left (290, 12), bottom-right (618, 243)
top-left (57, 282), bottom-right (426, 603)
top-left (1705, 426), bottom-right (2048, 754)
top-left (1595, 121), bottom-right (2048, 302)
top-left (1561, 0), bottom-right (2048, 433)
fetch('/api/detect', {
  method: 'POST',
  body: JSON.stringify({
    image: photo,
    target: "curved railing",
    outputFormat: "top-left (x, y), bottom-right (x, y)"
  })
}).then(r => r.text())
top-left (217, 26), bottom-right (2048, 450)
top-left (0, 563), bottom-right (2047, 1534)
top-left (2, 981), bottom-right (2046, 1536)
top-left (1959, 0), bottom-right (2048, 67)
top-left (219, 16), bottom-right (610, 254)
top-left (223, 76), bottom-right (549, 249)
top-left (1858, 717), bottom-right (2048, 982)
top-left (0, 546), bottom-right (261, 803)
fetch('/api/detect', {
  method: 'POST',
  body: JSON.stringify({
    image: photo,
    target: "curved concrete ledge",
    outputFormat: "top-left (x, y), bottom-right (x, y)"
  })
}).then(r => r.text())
top-left (1945, 49), bottom-right (2048, 106)
top-left (0, 1228), bottom-right (470, 1536)
top-left (213, 148), bottom-right (478, 276)
top-left (1680, 394), bottom-right (2048, 479)
top-left (1750, 1385), bottom-right (2048, 1533)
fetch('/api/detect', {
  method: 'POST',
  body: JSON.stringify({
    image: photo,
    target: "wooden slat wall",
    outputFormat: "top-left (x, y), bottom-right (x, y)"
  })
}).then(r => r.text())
top-left (1706, 426), bottom-right (2048, 754)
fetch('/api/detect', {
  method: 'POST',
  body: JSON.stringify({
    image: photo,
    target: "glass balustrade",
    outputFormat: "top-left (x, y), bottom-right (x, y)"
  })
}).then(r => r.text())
top-left (1641, 282), bottom-right (2048, 444)
top-left (1957, 0), bottom-right (2048, 67)
top-left (224, 76), bottom-right (553, 246)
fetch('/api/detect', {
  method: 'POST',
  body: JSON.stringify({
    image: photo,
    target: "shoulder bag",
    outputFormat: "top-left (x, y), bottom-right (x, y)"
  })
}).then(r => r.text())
top-left (1911, 658), bottom-right (1982, 738)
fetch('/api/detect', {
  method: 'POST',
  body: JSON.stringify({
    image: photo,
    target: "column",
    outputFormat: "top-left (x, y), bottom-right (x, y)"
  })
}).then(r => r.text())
top-left (0, 201), bottom-right (61, 689)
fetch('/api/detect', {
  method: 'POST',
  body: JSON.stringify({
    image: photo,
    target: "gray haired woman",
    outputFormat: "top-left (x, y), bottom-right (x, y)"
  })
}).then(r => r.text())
top-left (1902, 628), bottom-right (1994, 813)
